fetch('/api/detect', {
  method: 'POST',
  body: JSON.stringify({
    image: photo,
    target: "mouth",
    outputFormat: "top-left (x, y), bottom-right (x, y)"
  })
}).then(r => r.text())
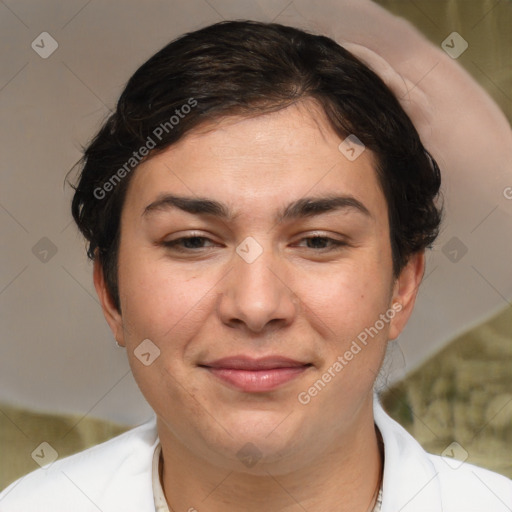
top-left (198, 356), bottom-right (313, 392)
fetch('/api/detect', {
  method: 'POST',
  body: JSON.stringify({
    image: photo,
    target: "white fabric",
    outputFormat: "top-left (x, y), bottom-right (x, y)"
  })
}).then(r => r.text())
top-left (152, 445), bottom-right (169, 512)
top-left (1, 399), bottom-right (510, 511)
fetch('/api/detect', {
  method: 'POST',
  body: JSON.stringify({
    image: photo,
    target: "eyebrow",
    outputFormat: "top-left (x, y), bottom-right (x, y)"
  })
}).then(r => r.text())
top-left (142, 194), bottom-right (372, 222)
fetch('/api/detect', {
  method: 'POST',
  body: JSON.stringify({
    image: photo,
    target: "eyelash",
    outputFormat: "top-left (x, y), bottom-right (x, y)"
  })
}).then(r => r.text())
top-left (161, 235), bottom-right (347, 252)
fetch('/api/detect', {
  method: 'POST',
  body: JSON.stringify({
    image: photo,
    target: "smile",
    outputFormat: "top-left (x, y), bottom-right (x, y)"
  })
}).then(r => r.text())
top-left (199, 356), bottom-right (313, 392)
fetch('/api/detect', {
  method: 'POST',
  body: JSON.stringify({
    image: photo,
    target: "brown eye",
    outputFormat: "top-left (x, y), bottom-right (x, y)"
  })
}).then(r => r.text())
top-left (297, 236), bottom-right (347, 251)
top-left (162, 236), bottom-right (216, 251)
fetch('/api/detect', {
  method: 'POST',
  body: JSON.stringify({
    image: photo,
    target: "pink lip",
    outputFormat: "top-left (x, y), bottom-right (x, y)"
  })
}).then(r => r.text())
top-left (200, 356), bottom-right (312, 392)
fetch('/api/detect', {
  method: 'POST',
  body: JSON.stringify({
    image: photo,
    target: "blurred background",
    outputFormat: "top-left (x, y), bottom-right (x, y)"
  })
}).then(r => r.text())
top-left (1, 0), bottom-right (511, 489)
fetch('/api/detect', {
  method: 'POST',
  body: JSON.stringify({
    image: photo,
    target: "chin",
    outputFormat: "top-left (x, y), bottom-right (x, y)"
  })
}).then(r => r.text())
top-left (213, 439), bottom-right (308, 476)
top-left (203, 417), bottom-right (310, 472)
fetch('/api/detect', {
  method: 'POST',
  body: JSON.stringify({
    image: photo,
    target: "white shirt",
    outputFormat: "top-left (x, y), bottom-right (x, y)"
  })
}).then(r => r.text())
top-left (1, 399), bottom-right (510, 511)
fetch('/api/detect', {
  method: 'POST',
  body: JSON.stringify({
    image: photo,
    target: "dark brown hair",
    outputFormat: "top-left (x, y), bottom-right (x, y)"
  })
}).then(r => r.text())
top-left (70, 20), bottom-right (442, 311)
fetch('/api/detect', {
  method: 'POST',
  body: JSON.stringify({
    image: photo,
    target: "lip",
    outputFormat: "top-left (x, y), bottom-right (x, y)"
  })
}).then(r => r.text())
top-left (202, 356), bottom-right (309, 370)
top-left (199, 356), bottom-right (312, 392)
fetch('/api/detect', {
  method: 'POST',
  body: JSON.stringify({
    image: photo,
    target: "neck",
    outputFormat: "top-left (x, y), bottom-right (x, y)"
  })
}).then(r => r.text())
top-left (158, 399), bottom-right (383, 512)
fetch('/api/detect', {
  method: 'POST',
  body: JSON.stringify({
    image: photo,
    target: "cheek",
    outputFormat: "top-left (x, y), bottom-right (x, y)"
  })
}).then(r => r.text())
top-left (117, 248), bottom-right (215, 347)
top-left (117, 254), bottom-right (217, 413)
top-left (297, 258), bottom-right (391, 341)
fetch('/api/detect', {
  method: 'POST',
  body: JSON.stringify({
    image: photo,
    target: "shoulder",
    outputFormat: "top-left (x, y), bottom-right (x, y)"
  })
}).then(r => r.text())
top-left (374, 398), bottom-right (512, 511)
top-left (426, 453), bottom-right (512, 511)
top-left (0, 416), bottom-right (158, 512)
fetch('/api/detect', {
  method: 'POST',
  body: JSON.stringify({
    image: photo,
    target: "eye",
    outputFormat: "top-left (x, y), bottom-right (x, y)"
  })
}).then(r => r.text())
top-left (160, 234), bottom-right (347, 253)
top-left (161, 235), bottom-right (217, 251)
top-left (295, 235), bottom-right (347, 251)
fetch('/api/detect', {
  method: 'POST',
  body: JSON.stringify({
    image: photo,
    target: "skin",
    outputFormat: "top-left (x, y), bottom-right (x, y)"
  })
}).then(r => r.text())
top-left (94, 98), bottom-right (424, 512)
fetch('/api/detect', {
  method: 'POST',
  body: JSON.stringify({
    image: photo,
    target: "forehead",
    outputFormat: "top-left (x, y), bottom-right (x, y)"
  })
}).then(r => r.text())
top-left (122, 100), bottom-right (387, 225)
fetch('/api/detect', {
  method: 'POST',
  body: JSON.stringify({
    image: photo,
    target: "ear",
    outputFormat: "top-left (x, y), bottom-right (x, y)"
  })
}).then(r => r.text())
top-left (388, 251), bottom-right (425, 340)
top-left (93, 255), bottom-right (125, 347)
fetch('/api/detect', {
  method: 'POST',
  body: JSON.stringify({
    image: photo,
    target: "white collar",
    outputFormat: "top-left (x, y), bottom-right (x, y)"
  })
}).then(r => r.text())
top-left (152, 443), bottom-right (170, 512)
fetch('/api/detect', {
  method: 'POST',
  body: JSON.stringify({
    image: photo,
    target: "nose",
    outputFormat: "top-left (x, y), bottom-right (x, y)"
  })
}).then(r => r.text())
top-left (217, 241), bottom-right (298, 334)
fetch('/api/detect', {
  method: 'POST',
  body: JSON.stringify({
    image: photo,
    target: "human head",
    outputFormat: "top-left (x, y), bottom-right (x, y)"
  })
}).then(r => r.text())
top-left (68, 20), bottom-right (445, 482)
top-left (70, 20), bottom-right (442, 312)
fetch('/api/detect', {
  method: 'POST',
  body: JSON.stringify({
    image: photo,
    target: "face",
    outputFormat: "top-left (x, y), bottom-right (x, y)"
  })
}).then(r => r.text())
top-left (95, 99), bottom-right (423, 474)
